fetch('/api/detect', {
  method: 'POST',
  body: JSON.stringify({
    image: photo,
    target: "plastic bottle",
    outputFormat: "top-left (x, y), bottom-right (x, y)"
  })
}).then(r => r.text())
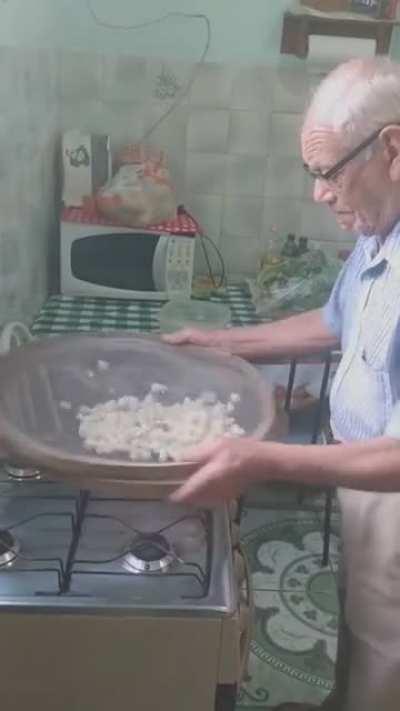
top-left (281, 233), bottom-right (298, 257)
top-left (297, 236), bottom-right (309, 255)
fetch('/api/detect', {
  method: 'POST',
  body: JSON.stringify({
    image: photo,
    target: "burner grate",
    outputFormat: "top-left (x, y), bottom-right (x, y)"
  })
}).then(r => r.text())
top-left (0, 529), bottom-right (19, 568)
top-left (0, 512), bottom-right (75, 594)
top-left (4, 464), bottom-right (41, 482)
top-left (124, 533), bottom-right (174, 574)
top-left (0, 489), bottom-right (213, 601)
top-left (70, 509), bottom-right (212, 599)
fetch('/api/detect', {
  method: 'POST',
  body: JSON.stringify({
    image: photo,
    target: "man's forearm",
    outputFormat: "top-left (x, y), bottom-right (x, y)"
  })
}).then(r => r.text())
top-left (215, 309), bottom-right (339, 361)
top-left (257, 436), bottom-right (400, 492)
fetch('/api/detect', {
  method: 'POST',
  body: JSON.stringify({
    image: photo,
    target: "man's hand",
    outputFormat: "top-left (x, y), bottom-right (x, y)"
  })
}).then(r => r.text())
top-left (162, 327), bottom-right (229, 350)
top-left (170, 437), bottom-right (272, 506)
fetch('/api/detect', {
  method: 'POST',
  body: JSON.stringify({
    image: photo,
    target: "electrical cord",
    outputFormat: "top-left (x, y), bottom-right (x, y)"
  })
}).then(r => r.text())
top-left (86, 2), bottom-right (211, 143)
top-left (199, 233), bottom-right (226, 290)
top-left (86, 3), bottom-right (222, 287)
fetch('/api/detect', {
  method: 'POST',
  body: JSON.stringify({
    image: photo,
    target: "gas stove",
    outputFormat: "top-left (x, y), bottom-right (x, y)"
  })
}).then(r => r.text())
top-left (0, 464), bottom-right (249, 711)
top-left (0, 465), bottom-right (235, 615)
top-left (0, 321), bottom-right (251, 711)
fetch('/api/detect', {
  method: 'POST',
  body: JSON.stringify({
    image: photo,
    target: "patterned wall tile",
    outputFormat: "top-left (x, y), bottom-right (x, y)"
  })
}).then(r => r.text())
top-left (147, 59), bottom-right (192, 105)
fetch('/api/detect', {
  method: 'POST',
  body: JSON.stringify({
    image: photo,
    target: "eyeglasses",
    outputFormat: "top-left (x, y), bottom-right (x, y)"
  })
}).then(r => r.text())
top-left (303, 124), bottom-right (392, 184)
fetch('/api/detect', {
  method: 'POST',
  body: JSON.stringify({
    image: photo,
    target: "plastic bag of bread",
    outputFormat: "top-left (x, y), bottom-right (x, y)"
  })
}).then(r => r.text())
top-left (96, 144), bottom-right (177, 227)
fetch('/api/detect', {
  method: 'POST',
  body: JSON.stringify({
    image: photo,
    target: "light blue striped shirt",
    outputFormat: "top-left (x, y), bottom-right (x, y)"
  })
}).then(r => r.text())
top-left (323, 220), bottom-right (400, 442)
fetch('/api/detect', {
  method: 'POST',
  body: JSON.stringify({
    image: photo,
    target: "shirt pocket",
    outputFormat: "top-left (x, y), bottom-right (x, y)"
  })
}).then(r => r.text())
top-left (361, 344), bottom-right (390, 373)
top-left (360, 282), bottom-right (399, 372)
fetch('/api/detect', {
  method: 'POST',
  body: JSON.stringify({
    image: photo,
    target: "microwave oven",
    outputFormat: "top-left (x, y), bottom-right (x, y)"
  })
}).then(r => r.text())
top-left (60, 208), bottom-right (198, 301)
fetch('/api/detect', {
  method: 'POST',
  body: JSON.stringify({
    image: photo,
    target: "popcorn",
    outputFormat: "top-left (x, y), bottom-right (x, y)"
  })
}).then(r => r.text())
top-left (229, 393), bottom-right (241, 403)
top-left (77, 386), bottom-right (243, 463)
top-left (59, 400), bottom-right (72, 411)
top-left (150, 383), bottom-right (168, 395)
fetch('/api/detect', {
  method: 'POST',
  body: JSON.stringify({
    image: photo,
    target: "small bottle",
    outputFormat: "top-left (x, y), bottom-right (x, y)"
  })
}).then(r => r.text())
top-left (297, 236), bottom-right (309, 255)
top-left (281, 233), bottom-right (297, 257)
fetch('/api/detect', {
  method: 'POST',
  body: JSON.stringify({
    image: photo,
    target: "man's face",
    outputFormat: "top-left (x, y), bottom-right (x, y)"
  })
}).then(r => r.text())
top-left (301, 124), bottom-right (388, 236)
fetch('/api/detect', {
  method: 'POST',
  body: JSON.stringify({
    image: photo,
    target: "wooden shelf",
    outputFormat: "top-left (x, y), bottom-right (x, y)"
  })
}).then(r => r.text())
top-left (281, 11), bottom-right (399, 58)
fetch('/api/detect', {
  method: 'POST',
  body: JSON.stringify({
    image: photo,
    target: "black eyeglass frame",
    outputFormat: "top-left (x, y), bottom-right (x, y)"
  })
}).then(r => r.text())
top-left (303, 124), bottom-right (394, 183)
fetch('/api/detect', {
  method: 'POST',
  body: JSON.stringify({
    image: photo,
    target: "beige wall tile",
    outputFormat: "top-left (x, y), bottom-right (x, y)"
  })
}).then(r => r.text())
top-left (187, 109), bottom-right (230, 153)
top-left (228, 110), bottom-right (269, 156)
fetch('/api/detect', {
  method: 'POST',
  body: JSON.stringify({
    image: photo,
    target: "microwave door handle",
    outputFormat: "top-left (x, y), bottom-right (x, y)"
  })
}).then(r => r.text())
top-left (152, 234), bottom-right (169, 291)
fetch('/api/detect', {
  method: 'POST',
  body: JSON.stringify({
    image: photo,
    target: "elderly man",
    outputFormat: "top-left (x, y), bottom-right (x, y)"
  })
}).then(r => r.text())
top-left (166, 57), bottom-right (400, 710)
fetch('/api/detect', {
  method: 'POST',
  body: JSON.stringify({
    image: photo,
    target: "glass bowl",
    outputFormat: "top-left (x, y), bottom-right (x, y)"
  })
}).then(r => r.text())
top-left (158, 299), bottom-right (230, 333)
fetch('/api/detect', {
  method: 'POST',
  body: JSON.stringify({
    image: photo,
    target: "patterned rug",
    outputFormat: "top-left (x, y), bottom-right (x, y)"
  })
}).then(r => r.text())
top-left (238, 510), bottom-right (339, 710)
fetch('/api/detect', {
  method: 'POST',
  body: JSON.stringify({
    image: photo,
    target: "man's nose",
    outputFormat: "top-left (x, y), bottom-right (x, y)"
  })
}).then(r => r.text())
top-left (313, 178), bottom-right (334, 204)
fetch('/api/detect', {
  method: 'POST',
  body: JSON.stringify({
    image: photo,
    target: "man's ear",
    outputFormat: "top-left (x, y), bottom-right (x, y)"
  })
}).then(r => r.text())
top-left (380, 125), bottom-right (400, 182)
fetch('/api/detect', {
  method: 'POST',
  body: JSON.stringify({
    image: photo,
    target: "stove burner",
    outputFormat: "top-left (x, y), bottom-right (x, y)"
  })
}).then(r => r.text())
top-left (0, 530), bottom-right (19, 568)
top-left (123, 533), bottom-right (174, 574)
top-left (5, 464), bottom-right (41, 482)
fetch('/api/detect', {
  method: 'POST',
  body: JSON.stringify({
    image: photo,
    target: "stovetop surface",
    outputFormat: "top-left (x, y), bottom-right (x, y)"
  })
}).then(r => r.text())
top-left (0, 467), bottom-right (236, 615)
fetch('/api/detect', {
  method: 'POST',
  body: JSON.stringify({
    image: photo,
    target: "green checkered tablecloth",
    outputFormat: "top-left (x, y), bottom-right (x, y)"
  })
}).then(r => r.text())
top-left (31, 286), bottom-right (262, 335)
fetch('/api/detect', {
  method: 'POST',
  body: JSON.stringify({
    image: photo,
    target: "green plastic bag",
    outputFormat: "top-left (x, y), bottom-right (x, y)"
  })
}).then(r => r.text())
top-left (247, 247), bottom-right (343, 320)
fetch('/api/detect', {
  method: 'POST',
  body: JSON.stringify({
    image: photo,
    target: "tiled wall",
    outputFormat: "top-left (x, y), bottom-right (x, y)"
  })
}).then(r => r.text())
top-left (0, 47), bottom-right (59, 326)
top-left (56, 51), bottom-right (354, 279)
top-left (0, 47), bottom-right (354, 328)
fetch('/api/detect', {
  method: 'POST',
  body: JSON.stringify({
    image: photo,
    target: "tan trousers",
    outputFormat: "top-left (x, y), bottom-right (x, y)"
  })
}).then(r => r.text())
top-left (344, 634), bottom-right (400, 711)
top-left (323, 586), bottom-right (400, 711)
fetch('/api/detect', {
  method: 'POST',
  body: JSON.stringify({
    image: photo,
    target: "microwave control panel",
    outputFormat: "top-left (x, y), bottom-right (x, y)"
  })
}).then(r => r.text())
top-left (165, 236), bottom-right (196, 297)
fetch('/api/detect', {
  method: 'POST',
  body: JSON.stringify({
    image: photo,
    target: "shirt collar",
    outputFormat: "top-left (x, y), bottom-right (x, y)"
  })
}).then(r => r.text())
top-left (361, 220), bottom-right (400, 275)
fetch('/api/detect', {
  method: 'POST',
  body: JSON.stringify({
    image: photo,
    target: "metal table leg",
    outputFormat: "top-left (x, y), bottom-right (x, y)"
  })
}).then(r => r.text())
top-left (284, 359), bottom-right (297, 413)
top-left (322, 489), bottom-right (333, 568)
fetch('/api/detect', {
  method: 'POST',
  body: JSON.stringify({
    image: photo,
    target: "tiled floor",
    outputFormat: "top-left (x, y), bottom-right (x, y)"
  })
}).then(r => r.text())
top-left (237, 407), bottom-right (341, 709)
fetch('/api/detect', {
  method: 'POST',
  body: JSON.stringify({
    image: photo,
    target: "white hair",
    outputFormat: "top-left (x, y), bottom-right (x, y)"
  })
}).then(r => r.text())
top-left (304, 57), bottom-right (400, 148)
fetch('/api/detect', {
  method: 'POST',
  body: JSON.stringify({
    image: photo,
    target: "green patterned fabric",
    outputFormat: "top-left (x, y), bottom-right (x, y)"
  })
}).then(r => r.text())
top-left (238, 507), bottom-right (339, 709)
top-left (31, 286), bottom-right (262, 335)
